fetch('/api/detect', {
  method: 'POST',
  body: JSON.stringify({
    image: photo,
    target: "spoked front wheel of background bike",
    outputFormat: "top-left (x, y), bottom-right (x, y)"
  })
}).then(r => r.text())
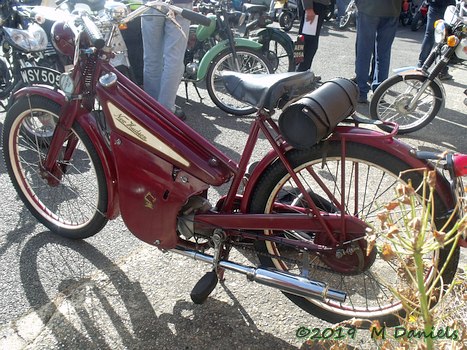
top-left (369, 74), bottom-right (443, 134)
top-left (249, 141), bottom-right (459, 326)
top-left (206, 47), bottom-right (273, 116)
top-left (2, 95), bottom-right (109, 239)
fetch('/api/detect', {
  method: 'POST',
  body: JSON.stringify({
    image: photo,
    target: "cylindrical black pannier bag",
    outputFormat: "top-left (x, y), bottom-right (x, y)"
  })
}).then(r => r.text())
top-left (278, 78), bottom-right (358, 149)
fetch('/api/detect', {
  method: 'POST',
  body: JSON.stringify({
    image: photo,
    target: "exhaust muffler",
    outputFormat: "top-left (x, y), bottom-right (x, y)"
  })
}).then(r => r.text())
top-left (170, 246), bottom-right (346, 303)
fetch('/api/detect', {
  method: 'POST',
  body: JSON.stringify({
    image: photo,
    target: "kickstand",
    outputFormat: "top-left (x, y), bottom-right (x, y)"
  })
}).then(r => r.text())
top-left (184, 80), bottom-right (203, 102)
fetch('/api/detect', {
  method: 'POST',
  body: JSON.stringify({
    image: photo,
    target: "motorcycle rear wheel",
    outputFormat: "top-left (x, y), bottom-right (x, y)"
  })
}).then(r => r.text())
top-left (369, 74), bottom-right (443, 134)
top-left (249, 142), bottom-right (459, 326)
top-left (261, 31), bottom-right (295, 73)
top-left (206, 47), bottom-right (273, 116)
top-left (2, 95), bottom-right (109, 239)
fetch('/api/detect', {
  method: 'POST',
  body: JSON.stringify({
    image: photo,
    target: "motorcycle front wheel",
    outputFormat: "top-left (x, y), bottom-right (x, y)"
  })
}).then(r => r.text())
top-left (2, 95), bottom-right (109, 239)
top-left (206, 47), bottom-right (273, 116)
top-left (249, 142), bottom-right (459, 326)
top-left (369, 74), bottom-right (443, 134)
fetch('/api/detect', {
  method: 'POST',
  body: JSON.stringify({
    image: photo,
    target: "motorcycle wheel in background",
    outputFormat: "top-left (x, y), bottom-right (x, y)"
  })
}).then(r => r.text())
top-left (369, 74), bottom-right (443, 134)
top-left (411, 8), bottom-right (427, 31)
top-left (278, 10), bottom-right (295, 32)
top-left (206, 47), bottom-right (273, 115)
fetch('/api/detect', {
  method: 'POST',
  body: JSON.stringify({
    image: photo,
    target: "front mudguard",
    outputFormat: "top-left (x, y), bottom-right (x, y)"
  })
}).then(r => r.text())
top-left (240, 126), bottom-right (456, 213)
top-left (196, 38), bottom-right (264, 80)
top-left (11, 87), bottom-right (120, 220)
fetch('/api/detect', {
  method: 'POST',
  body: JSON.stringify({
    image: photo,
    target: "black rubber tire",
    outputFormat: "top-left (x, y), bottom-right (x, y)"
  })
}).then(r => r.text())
top-left (339, 12), bottom-right (352, 29)
top-left (411, 12), bottom-right (425, 31)
top-left (0, 57), bottom-right (15, 100)
top-left (2, 95), bottom-right (109, 239)
top-left (369, 74), bottom-right (443, 134)
top-left (206, 47), bottom-right (273, 116)
top-left (278, 11), bottom-right (294, 32)
top-left (249, 142), bottom-right (459, 326)
top-left (261, 31), bottom-right (295, 73)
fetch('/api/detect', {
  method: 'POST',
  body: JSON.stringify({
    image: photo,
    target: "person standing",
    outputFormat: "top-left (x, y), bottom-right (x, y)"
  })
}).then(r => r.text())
top-left (296, 0), bottom-right (331, 72)
top-left (354, 0), bottom-right (402, 103)
top-left (141, 0), bottom-right (192, 120)
top-left (418, 0), bottom-right (456, 79)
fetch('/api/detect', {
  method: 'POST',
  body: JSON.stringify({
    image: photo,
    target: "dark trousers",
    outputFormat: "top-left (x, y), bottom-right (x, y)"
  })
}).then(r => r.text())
top-left (296, 3), bottom-right (327, 72)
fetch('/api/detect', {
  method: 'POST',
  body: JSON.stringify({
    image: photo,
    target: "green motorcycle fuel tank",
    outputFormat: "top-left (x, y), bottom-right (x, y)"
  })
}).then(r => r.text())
top-left (195, 14), bottom-right (217, 41)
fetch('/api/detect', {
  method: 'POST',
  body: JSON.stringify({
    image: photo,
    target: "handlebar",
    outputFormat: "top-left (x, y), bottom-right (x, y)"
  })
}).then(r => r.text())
top-left (414, 150), bottom-right (467, 177)
top-left (81, 14), bottom-right (105, 49)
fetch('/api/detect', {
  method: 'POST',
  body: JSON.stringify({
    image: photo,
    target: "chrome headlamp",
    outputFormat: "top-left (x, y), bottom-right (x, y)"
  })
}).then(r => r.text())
top-left (104, 1), bottom-right (129, 21)
top-left (2, 23), bottom-right (48, 52)
top-left (434, 20), bottom-right (446, 43)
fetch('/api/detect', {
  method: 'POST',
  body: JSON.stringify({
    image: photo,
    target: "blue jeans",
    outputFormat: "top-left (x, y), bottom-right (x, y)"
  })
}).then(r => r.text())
top-left (355, 12), bottom-right (398, 97)
top-left (141, 5), bottom-right (191, 112)
top-left (336, 0), bottom-right (349, 19)
top-left (418, 5), bottom-right (446, 66)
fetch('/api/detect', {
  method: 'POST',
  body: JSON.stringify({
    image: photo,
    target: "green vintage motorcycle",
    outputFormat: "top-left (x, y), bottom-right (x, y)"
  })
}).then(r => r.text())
top-left (185, 0), bottom-right (273, 115)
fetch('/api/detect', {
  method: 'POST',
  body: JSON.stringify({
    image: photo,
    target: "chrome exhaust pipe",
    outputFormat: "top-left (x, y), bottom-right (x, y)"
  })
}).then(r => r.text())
top-left (170, 246), bottom-right (346, 303)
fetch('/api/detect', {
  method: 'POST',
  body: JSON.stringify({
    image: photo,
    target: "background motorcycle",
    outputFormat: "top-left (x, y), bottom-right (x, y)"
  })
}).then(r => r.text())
top-left (411, 0), bottom-right (428, 31)
top-left (273, 0), bottom-right (299, 32)
top-left (338, 0), bottom-right (356, 29)
top-left (0, 0), bottom-right (64, 108)
top-left (369, 3), bottom-right (466, 134)
top-left (237, 1), bottom-right (296, 73)
top-left (182, 0), bottom-right (274, 115)
top-left (2, 2), bottom-right (464, 328)
top-left (400, 0), bottom-right (417, 26)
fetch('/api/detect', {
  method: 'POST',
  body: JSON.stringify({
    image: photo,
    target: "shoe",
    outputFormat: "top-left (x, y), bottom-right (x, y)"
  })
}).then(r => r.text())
top-left (357, 95), bottom-right (368, 104)
top-left (174, 106), bottom-right (186, 121)
top-left (438, 72), bottom-right (453, 81)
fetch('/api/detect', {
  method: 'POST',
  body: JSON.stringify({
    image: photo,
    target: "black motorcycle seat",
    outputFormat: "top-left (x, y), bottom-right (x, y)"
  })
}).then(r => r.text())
top-left (221, 71), bottom-right (315, 111)
top-left (242, 3), bottom-right (269, 13)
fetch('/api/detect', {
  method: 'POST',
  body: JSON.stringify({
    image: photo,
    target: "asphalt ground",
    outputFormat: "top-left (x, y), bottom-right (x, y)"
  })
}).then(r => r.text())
top-left (0, 18), bottom-right (466, 350)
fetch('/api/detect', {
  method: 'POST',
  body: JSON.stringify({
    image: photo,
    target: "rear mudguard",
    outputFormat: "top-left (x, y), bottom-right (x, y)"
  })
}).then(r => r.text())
top-left (240, 125), bottom-right (455, 212)
top-left (254, 27), bottom-right (294, 53)
top-left (11, 87), bottom-right (121, 220)
top-left (393, 67), bottom-right (446, 103)
top-left (197, 38), bottom-right (264, 80)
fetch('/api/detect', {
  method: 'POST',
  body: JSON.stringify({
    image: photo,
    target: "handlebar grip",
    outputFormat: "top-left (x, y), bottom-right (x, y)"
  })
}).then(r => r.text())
top-left (81, 15), bottom-right (105, 49)
top-left (55, 0), bottom-right (66, 6)
top-left (180, 8), bottom-right (212, 26)
top-left (414, 151), bottom-right (445, 160)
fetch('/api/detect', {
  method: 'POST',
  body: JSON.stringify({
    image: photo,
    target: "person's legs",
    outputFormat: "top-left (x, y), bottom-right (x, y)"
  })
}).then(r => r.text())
top-left (372, 16), bottom-right (398, 91)
top-left (355, 12), bottom-right (377, 100)
top-left (418, 5), bottom-right (445, 66)
top-left (297, 3), bottom-right (326, 71)
top-left (336, 0), bottom-right (349, 20)
top-left (141, 10), bottom-right (164, 101)
top-left (157, 7), bottom-right (191, 111)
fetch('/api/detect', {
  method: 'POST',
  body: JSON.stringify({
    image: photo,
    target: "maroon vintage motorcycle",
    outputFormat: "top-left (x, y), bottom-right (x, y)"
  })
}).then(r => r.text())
top-left (2, 2), bottom-right (466, 327)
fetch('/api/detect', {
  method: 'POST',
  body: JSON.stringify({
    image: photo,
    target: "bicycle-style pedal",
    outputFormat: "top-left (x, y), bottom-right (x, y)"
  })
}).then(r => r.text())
top-left (190, 270), bottom-right (218, 304)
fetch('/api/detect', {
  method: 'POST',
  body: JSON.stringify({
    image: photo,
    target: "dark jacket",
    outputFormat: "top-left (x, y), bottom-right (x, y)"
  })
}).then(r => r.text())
top-left (355, 0), bottom-right (403, 17)
top-left (428, 0), bottom-right (456, 8)
top-left (302, 0), bottom-right (331, 10)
